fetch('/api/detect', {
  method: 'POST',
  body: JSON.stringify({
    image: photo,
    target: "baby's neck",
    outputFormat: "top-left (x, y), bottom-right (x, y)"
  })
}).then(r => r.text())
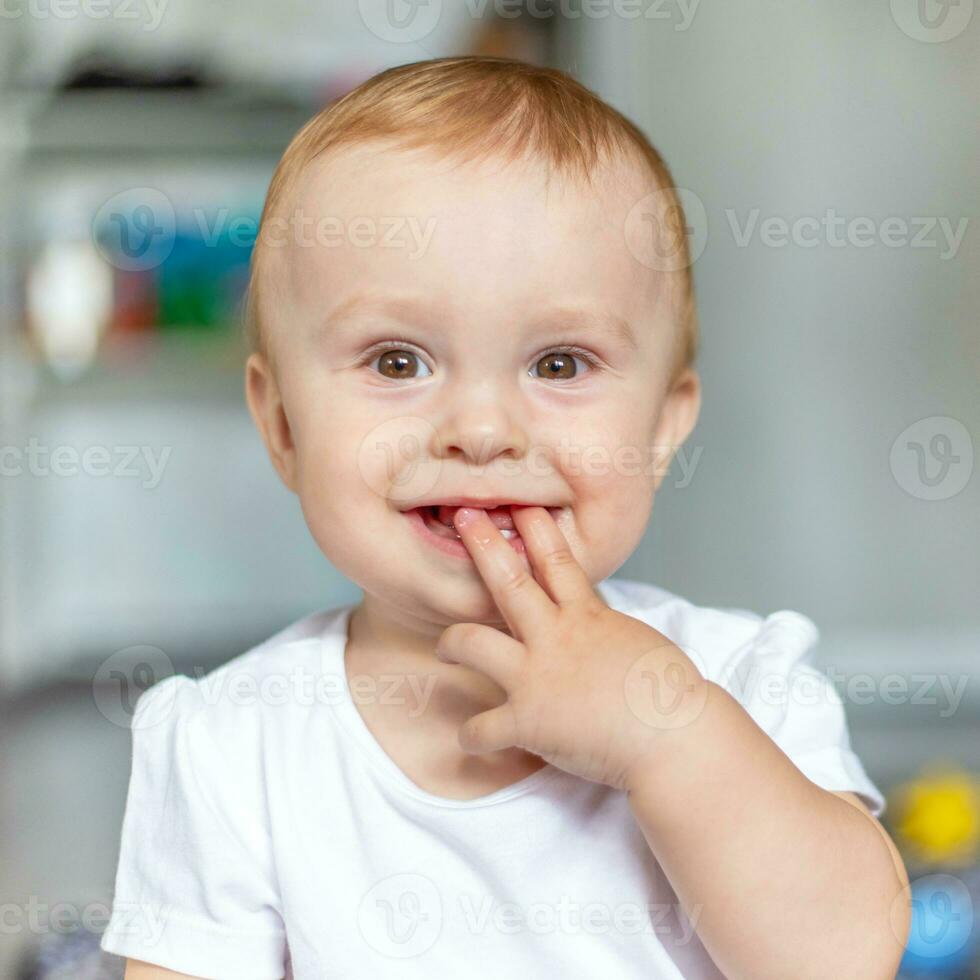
top-left (343, 598), bottom-right (548, 800)
top-left (345, 598), bottom-right (507, 723)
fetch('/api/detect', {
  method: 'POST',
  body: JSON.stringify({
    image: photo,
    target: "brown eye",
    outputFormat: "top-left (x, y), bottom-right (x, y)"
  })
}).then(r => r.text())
top-left (373, 349), bottom-right (431, 380)
top-left (533, 351), bottom-right (585, 380)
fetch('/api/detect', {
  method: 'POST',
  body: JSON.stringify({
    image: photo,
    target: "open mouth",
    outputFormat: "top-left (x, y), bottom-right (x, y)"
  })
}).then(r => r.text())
top-left (401, 503), bottom-right (564, 559)
top-left (420, 504), bottom-right (518, 539)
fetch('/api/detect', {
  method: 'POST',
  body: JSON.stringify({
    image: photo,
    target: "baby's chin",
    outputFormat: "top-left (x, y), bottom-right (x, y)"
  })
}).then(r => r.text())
top-left (372, 569), bottom-right (515, 636)
top-left (411, 573), bottom-right (518, 630)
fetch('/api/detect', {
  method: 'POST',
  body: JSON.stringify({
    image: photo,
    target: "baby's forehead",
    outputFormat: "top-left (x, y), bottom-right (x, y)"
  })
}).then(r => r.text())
top-left (288, 139), bottom-right (655, 226)
top-left (268, 141), bottom-right (661, 301)
top-left (278, 149), bottom-right (654, 295)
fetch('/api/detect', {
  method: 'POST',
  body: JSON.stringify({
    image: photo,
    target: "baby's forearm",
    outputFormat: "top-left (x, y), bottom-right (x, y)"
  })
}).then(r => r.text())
top-left (624, 682), bottom-right (909, 980)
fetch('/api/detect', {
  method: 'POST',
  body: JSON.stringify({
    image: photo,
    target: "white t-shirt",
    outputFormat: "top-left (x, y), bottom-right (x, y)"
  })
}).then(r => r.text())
top-left (100, 576), bottom-right (884, 979)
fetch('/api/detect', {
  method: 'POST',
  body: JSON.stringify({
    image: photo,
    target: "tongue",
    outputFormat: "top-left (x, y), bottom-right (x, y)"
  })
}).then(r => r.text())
top-left (435, 505), bottom-right (515, 530)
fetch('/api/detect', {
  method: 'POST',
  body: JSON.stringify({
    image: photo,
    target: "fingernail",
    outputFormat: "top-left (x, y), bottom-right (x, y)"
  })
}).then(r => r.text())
top-left (454, 507), bottom-right (479, 528)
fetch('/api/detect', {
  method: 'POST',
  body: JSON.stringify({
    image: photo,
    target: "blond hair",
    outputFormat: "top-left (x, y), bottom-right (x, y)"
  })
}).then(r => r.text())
top-left (245, 56), bottom-right (697, 376)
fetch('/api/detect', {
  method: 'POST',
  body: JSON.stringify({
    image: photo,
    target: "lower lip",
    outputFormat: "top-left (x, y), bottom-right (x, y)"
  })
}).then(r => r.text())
top-left (401, 507), bottom-right (532, 560)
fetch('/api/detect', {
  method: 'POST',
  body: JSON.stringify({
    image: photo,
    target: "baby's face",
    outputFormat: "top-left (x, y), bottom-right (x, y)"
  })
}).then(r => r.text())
top-left (247, 143), bottom-right (700, 632)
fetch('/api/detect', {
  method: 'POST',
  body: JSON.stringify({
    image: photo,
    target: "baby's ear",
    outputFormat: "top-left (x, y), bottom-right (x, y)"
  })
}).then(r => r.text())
top-left (651, 367), bottom-right (702, 492)
top-left (245, 352), bottom-right (298, 492)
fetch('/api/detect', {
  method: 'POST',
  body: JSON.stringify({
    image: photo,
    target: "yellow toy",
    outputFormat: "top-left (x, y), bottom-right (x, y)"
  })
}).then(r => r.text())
top-left (889, 764), bottom-right (980, 868)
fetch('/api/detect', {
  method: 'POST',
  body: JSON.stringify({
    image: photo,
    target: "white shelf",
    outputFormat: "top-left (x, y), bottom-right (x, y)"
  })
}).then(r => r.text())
top-left (6, 87), bottom-right (317, 160)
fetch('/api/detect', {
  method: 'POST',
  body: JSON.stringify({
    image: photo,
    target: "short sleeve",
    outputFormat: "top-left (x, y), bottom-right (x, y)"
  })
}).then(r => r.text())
top-left (100, 675), bottom-right (287, 979)
top-left (713, 610), bottom-right (886, 818)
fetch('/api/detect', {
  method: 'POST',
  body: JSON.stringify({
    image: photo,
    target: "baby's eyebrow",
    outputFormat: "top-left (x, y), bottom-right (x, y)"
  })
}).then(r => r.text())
top-left (530, 308), bottom-right (640, 353)
top-left (321, 293), bottom-right (443, 334)
top-left (320, 293), bottom-right (639, 352)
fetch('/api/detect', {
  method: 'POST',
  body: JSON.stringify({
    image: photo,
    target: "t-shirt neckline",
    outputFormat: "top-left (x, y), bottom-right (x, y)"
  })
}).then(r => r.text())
top-left (320, 604), bottom-right (573, 809)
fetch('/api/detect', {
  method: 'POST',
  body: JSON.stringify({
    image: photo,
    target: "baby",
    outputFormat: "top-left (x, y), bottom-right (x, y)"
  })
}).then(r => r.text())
top-left (101, 57), bottom-right (910, 979)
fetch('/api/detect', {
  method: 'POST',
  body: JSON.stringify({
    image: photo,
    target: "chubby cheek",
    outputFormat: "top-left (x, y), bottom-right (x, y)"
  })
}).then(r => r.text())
top-left (557, 419), bottom-right (659, 580)
top-left (289, 405), bottom-right (392, 577)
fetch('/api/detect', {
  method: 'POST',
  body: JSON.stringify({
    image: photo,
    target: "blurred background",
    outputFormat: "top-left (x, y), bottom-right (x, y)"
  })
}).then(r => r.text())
top-left (0, 1), bottom-right (977, 977)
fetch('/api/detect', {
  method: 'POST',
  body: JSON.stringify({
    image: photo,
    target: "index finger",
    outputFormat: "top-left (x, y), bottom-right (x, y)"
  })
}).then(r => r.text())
top-left (453, 507), bottom-right (556, 641)
top-left (510, 506), bottom-right (603, 610)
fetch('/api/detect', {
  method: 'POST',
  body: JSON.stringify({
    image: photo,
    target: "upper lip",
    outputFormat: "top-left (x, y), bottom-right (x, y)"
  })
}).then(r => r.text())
top-left (401, 497), bottom-right (561, 511)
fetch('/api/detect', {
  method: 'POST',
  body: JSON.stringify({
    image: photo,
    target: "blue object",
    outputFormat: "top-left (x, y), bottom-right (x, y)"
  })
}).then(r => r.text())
top-left (900, 874), bottom-right (977, 975)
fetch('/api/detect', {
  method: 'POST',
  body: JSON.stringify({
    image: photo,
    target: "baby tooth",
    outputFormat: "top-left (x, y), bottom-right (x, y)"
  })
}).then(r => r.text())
top-left (500, 529), bottom-right (516, 539)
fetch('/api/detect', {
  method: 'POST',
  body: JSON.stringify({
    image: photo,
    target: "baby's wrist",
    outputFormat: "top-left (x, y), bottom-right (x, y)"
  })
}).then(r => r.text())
top-left (622, 679), bottom-right (730, 798)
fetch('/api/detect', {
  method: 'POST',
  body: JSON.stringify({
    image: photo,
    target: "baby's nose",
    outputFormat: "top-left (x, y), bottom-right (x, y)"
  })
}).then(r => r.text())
top-left (434, 401), bottom-right (529, 468)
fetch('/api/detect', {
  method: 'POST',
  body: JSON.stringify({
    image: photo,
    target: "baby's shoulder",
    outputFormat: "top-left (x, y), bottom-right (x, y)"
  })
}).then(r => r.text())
top-left (131, 603), bottom-right (353, 752)
top-left (598, 576), bottom-right (821, 683)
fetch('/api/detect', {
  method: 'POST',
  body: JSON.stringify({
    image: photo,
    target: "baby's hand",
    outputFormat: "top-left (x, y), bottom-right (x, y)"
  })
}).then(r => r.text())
top-left (436, 506), bottom-right (709, 792)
